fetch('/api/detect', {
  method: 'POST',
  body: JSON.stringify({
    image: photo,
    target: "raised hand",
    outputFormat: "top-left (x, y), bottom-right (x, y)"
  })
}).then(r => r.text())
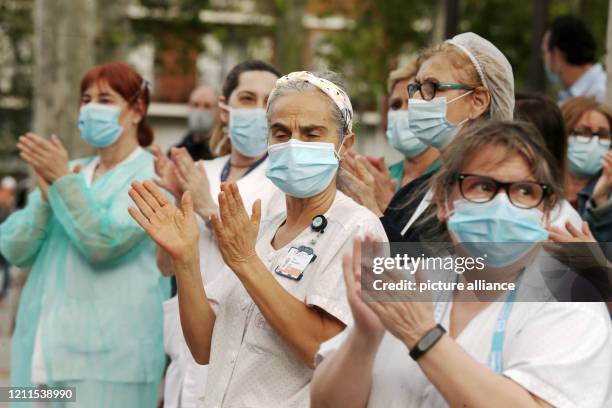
top-left (547, 221), bottom-right (596, 243)
top-left (151, 144), bottom-right (183, 200)
top-left (592, 151), bottom-right (612, 206)
top-left (337, 165), bottom-right (382, 216)
top-left (342, 236), bottom-right (385, 340)
top-left (128, 180), bottom-right (200, 261)
top-left (364, 155), bottom-right (396, 211)
top-left (210, 183), bottom-right (261, 272)
top-left (171, 147), bottom-right (217, 218)
top-left (17, 133), bottom-right (69, 183)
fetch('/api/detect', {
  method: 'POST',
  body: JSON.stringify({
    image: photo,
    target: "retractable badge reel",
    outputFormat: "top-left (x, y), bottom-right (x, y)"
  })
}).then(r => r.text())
top-left (275, 215), bottom-right (327, 281)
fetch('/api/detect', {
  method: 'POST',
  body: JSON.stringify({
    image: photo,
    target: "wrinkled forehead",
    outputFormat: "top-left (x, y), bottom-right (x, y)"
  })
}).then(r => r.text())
top-left (416, 53), bottom-right (466, 84)
top-left (268, 90), bottom-right (338, 129)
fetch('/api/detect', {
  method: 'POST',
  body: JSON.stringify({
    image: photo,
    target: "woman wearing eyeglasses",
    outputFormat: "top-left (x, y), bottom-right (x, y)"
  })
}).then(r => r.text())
top-left (560, 96), bottom-right (612, 242)
top-left (381, 32), bottom-right (515, 243)
top-left (311, 120), bottom-right (612, 408)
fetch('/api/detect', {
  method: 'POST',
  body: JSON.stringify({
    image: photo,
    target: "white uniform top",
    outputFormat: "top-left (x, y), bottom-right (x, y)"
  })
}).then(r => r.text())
top-left (200, 191), bottom-right (387, 408)
top-left (549, 199), bottom-right (583, 231)
top-left (318, 299), bottom-right (612, 408)
top-left (163, 155), bottom-right (284, 408)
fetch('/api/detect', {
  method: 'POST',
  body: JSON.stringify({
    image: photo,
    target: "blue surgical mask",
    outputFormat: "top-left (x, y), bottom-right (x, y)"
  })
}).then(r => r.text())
top-left (447, 194), bottom-right (548, 267)
top-left (544, 64), bottom-right (560, 85)
top-left (266, 139), bottom-right (340, 198)
top-left (221, 103), bottom-right (269, 157)
top-left (407, 92), bottom-right (471, 149)
top-left (386, 110), bottom-right (428, 157)
top-left (567, 135), bottom-right (610, 178)
top-left (78, 103), bottom-right (123, 148)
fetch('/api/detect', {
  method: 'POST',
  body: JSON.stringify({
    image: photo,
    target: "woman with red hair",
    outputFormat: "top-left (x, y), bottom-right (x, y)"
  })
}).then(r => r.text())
top-left (1, 62), bottom-right (170, 407)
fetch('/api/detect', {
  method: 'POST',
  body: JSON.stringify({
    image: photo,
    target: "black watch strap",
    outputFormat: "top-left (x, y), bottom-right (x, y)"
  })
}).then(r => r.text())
top-left (409, 324), bottom-right (446, 361)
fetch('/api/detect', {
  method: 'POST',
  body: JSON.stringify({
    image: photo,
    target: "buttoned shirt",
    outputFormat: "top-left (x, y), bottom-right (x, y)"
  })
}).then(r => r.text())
top-left (559, 63), bottom-right (607, 103)
top-left (201, 191), bottom-right (387, 408)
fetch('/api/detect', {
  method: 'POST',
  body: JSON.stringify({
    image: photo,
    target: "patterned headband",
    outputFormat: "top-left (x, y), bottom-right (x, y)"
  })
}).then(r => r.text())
top-left (272, 71), bottom-right (353, 132)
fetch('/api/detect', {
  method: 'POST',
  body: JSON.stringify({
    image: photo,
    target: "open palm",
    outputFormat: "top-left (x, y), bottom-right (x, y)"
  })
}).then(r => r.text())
top-left (128, 180), bottom-right (199, 260)
top-left (343, 236), bottom-right (385, 339)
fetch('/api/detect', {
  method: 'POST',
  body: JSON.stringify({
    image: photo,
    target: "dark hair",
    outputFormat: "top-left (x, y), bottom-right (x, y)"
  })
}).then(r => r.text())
top-left (221, 60), bottom-right (281, 99)
top-left (514, 92), bottom-right (567, 181)
top-left (547, 15), bottom-right (597, 65)
top-left (209, 60), bottom-right (281, 156)
top-left (80, 62), bottom-right (153, 147)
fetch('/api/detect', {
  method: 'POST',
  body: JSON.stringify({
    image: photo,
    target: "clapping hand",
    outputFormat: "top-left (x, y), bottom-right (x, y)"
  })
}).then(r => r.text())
top-left (128, 180), bottom-right (200, 261)
top-left (17, 133), bottom-right (70, 183)
top-left (151, 144), bottom-right (183, 200)
top-left (170, 147), bottom-right (217, 218)
top-left (210, 183), bottom-right (261, 273)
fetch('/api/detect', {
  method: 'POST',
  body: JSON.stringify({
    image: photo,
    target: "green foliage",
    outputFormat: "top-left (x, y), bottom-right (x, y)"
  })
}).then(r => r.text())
top-left (319, 0), bottom-right (610, 110)
top-left (319, 0), bottom-right (432, 111)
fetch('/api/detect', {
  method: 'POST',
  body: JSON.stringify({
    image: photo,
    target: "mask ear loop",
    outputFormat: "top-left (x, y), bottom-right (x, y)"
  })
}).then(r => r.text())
top-left (446, 90), bottom-right (474, 127)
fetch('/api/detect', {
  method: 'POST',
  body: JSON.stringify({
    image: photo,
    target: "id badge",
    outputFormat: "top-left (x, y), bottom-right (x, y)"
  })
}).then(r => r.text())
top-left (275, 245), bottom-right (316, 281)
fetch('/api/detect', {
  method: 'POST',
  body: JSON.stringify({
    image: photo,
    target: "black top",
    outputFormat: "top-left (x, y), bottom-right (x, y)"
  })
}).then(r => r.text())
top-left (174, 132), bottom-right (214, 161)
top-left (380, 171), bottom-right (439, 242)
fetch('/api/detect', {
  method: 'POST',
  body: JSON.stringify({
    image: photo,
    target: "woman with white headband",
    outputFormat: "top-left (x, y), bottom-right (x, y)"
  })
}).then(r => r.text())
top-left (152, 60), bottom-right (285, 408)
top-left (128, 70), bottom-right (386, 407)
top-left (382, 32), bottom-right (515, 243)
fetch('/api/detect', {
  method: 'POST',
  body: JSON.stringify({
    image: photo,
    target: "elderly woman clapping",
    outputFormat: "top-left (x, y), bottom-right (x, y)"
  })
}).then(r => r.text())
top-left (129, 71), bottom-right (386, 407)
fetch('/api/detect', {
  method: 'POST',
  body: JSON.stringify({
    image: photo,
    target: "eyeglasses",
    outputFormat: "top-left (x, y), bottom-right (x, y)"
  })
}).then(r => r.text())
top-left (457, 173), bottom-right (550, 209)
top-left (407, 80), bottom-right (474, 101)
top-left (571, 127), bottom-right (611, 144)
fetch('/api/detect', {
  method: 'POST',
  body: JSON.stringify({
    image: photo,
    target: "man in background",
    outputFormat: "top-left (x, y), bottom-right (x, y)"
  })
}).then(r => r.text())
top-left (174, 85), bottom-right (219, 160)
top-left (542, 15), bottom-right (607, 103)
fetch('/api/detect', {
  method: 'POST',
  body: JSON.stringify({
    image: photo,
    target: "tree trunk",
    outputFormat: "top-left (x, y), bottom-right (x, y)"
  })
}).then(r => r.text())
top-left (606, 0), bottom-right (612, 106)
top-left (432, 0), bottom-right (446, 43)
top-left (528, 0), bottom-right (549, 92)
top-left (32, 0), bottom-right (96, 158)
top-left (272, 0), bottom-right (307, 73)
top-left (94, 0), bottom-right (133, 64)
top-left (444, 0), bottom-right (460, 39)
top-left (32, 0), bottom-right (132, 158)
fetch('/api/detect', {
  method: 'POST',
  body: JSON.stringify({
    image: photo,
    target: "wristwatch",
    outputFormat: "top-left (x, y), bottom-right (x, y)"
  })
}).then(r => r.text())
top-left (409, 324), bottom-right (446, 361)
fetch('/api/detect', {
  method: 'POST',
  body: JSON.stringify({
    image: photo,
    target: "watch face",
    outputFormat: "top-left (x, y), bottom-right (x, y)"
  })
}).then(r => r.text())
top-left (312, 216), bottom-right (323, 228)
top-left (419, 327), bottom-right (442, 350)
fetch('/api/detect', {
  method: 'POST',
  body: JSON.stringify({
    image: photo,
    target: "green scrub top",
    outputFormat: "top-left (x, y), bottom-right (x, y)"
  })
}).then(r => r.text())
top-left (0, 150), bottom-right (171, 399)
top-left (389, 159), bottom-right (441, 192)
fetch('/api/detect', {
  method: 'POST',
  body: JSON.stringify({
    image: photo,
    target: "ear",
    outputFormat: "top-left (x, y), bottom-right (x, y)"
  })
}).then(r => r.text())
top-left (469, 88), bottom-right (490, 120)
top-left (550, 47), bottom-right (565, 70)
top-left (434, 194), bottom-right (450, 223)
top-left (218, 96), bottom-right (229, 125)
top-left (131, 100), bottom-right (145, 125)
top-left (339, 132), bottom-right (355, 159)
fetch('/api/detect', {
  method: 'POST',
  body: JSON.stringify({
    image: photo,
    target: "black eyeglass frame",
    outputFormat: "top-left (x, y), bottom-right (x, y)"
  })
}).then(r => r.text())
top-left (456, 173), bottom-right (551, 209)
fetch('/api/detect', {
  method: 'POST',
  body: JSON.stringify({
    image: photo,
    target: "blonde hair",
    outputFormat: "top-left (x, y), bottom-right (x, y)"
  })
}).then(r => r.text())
top-left (560, 96), bottom-right (612, 136)
top-left (209, 121), bottom-right (230, 156)
top-left (387, 57), bottom-right (418, 93)
top-left (416, 42), bottom-right (489, 119)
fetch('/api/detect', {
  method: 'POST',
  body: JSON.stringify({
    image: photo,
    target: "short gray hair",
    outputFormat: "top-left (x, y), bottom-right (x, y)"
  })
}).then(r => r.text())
top-left (266, 70), bottom-right (351, 140)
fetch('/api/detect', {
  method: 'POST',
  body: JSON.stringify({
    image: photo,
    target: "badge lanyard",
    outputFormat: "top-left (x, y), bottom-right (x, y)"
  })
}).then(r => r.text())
top-left (220, 153), bottom-right (268, 182)
top-left (487, 276), bottom-right (521, 374)
top-left (434, 273), bottom-right (522, 374)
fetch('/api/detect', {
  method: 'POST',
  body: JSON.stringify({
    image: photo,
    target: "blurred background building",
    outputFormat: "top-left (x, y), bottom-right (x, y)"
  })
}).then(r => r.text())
top-left (0, 0), bottom-right (611, 179)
